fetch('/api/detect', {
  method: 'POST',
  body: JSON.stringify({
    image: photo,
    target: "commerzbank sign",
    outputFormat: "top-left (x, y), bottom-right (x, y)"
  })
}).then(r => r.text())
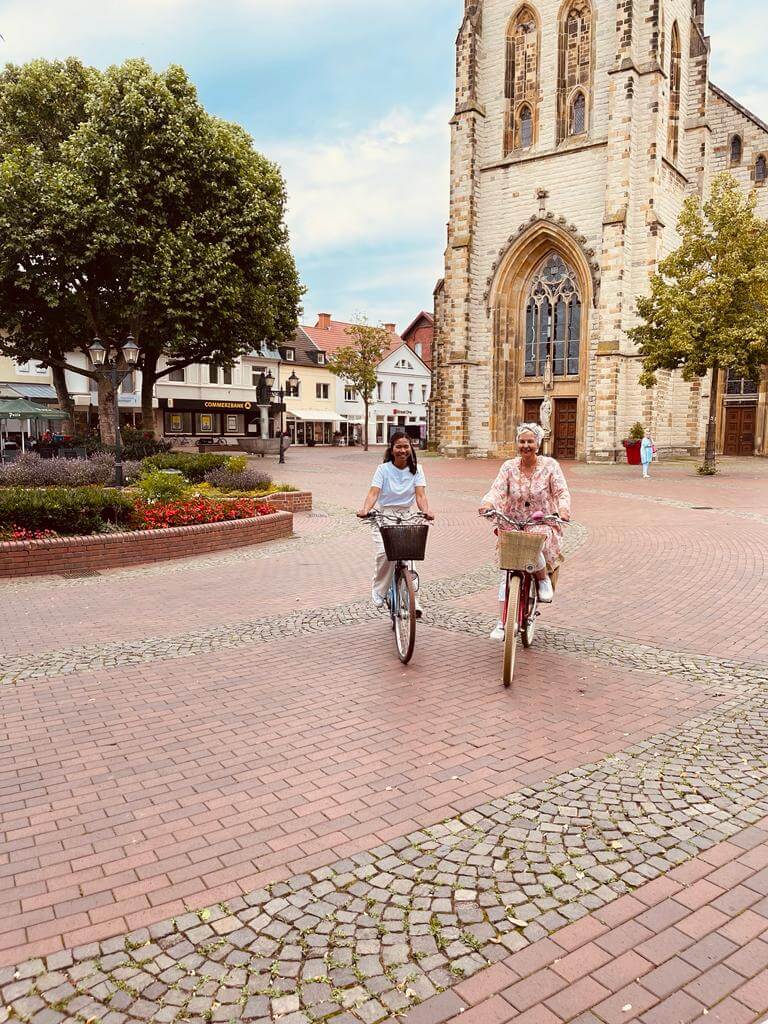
top-left (204, 400), bottom-right (252, 410)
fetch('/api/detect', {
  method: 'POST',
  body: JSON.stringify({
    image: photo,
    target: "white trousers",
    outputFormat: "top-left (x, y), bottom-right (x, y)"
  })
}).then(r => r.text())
top-left (372, 504), bottom-right (411, 599)
top-left (498, 553), bottom-right (546, 601)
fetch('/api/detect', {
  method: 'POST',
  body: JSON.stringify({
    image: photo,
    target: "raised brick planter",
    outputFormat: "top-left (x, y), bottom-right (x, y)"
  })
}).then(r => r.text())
top-left (0, 511), bottom-right (293, 578)
top-left (264, 490), bottom-right (312, 512)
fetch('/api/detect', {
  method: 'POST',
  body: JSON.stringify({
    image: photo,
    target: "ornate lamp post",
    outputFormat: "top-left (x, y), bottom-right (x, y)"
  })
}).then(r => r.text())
top-left (88, 335), bottom-right (140, 487)
top-left (258, 368), bottom-right (299, 464)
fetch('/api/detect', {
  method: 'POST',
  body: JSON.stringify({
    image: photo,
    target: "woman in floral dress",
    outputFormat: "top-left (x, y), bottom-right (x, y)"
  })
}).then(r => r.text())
top-left (478, 423), bottom-right (571, 640)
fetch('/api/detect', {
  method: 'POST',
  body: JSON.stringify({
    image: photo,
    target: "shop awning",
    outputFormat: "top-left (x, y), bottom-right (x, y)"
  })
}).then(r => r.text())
top-left (0, 399), bottom-right (68, 419)
top-left (1, 383), bottom-right (58, 400)
top-left (286, 409), bottom-right (339, 423)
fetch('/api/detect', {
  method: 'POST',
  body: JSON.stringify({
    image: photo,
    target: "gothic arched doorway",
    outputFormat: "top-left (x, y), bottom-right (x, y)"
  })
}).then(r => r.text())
top-left (489, 222), bottom-right (593, 458)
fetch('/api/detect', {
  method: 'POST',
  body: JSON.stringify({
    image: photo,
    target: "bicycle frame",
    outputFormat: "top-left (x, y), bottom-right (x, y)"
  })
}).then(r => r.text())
top-left (360, 510), bottom-right (430, 664)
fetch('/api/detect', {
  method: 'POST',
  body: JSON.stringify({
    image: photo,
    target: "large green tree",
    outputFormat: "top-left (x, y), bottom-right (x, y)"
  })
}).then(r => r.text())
top-left (327, 319), bottom-right (389, 450)
top-left (629, 173), bottom-right (768, 472)
top-left (0, 58), bottom-right (302, 443)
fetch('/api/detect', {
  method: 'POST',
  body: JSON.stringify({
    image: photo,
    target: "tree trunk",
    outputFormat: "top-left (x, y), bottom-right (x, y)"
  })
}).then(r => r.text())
top-left (363, 398), bottom-right (370, 451)
top-left (97, 377), bottom-right (118, 447)
top-left (703, 362), bottom-right (720, 472)
top-left (140, 351), bottom-right (158, 437)
top-left (51, 364), bottom-right (74, 435)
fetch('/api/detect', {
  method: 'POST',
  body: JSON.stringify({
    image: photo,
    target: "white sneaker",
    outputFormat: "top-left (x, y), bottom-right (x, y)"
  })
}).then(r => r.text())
top-left (490, 621), bottom-right (505, 641)
top-left (537, 578), bottom-right (554, 603)
top-left (372, 589), bottom-right (385, 608)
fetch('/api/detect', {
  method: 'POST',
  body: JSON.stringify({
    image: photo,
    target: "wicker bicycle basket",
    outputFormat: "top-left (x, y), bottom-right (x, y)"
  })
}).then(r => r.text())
top-left (380, 524), bottom-right (429, 562)
top-left (498, 530), bottom-right (545, 572)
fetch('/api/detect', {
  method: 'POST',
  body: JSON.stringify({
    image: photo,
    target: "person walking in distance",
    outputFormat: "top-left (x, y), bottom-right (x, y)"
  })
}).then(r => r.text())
top-left (640, 434), bottom-right (655, 478)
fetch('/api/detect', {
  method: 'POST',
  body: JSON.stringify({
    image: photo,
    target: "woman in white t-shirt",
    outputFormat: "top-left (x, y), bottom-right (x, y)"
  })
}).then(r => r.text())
top-left (357, 432), bottom-right (434, 608)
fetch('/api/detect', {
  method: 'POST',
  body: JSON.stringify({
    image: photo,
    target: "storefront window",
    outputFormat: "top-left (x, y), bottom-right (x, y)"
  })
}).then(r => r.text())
top-left (164, 411), bottom-right (193, 433)
top-left (224, 414), bottom-right (244, 434)
top-left (196, 412), bottom-right (219, 434)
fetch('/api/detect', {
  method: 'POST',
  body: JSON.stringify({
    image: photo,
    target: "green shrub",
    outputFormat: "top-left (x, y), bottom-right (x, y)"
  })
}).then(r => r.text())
top-left (225, 455), bottom-right (248, 473)
top-left (142, 452), bottom-right (229, 482)
top-left (0, 487), bottom-right (135, 536)
top-left (696, 463), bottom-right (718, 476)
top-left (136, 469), bottom-right (188, 502)
top-left (628, 422), bottom-right (645, 440)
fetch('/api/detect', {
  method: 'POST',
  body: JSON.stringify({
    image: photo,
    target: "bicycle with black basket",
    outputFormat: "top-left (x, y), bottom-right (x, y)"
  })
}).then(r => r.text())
top-left (361, 510), bottom-right (431, 664)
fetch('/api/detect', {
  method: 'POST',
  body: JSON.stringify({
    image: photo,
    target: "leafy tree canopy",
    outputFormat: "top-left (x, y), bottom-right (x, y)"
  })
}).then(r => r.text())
top-left (630, 173), bottom-right (768, 386)
top-left (327, 319), bottom-right (390, 450)
top-left (0, 57), bottom-right (303, 428)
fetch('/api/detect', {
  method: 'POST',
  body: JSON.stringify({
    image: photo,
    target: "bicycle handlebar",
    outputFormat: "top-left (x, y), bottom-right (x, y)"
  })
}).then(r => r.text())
top-left (481, 508), bottom-right (569, 530)
top-left (358, 510), bottom-right (433, 525)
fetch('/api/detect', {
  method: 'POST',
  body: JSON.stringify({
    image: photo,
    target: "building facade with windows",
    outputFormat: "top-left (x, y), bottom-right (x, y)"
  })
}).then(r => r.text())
top-left (432, 0), bottom-right (768, 460)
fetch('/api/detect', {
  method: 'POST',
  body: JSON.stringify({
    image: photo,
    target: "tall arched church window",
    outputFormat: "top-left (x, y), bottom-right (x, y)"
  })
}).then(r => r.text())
top-left (730, 135), bottom-right (743, 166)
top-left (504, 7), bottom-right (540, 155)
top-left (518, 105), bottom-right (533, 148)
top-left (667, 22), bottom-right (681, 163)
top-left (557, 1), bottom-right (593, 143)
top-left (570, 92), bottom-right (586, 136)
top-left (524, 254), bottom-right (581, 378)
top-left (755, 155), bottom-right (766, 183)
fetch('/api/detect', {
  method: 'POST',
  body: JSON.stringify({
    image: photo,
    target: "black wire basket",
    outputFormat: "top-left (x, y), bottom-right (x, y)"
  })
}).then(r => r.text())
top-left (380, 524), bottom-right (429, 561)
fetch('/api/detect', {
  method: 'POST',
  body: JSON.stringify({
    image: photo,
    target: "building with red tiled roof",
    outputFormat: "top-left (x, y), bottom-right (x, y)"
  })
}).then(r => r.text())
top-left (400, 311), bottom-right (434, 368)
top-left (301, 313), bottom-right (403, 356)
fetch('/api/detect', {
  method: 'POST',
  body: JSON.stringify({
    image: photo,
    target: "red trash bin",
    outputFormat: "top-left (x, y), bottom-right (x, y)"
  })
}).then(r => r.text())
top-left (623, 439), bottom-right (642, 465)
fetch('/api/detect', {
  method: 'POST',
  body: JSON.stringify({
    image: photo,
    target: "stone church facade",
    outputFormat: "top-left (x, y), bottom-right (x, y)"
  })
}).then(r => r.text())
top-left (431, 0), bottom-right (768, 460)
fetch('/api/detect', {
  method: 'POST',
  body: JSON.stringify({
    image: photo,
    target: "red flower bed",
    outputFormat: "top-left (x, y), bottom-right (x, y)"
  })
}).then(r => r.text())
top-left (134, 497), bottom-right (276, 531)
top-left (2, 525), bottom-right (59, 541)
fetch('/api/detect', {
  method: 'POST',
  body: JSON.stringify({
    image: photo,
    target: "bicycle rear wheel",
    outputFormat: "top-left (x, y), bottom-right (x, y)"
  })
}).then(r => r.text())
top-left (394, 566), bottom-right (417, 664)
top-left (521, 575), bottom-right (538, 649)
top-left (502, 576), bottom-right (520, 688)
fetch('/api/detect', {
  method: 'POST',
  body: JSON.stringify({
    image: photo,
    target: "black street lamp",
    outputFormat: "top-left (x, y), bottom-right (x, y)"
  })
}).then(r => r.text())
top-left (258, 368), bottom-right (299, 464)
top-left (88, 335), bottom-right (140, 487)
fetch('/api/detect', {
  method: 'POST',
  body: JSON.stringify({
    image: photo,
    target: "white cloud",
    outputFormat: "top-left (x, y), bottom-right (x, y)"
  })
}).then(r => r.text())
top-left (274, 103), bottom-right (451, 257)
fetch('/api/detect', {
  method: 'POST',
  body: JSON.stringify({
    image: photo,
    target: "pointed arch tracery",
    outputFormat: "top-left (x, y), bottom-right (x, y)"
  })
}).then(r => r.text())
top-left (667, 22), bottom-right (682, 163)
top-left (504, 6), bottom-right (540, 155)
top-left (557, 0), bottom-right (593, 142)
top-left (524, 254), bottom-right (582, 378)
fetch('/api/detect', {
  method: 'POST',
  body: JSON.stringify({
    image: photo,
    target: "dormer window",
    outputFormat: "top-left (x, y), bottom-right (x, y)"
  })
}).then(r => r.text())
top-left (316, 352), bottom-right (326, 365)
top-left (285, 348), bottom-right (295, 361)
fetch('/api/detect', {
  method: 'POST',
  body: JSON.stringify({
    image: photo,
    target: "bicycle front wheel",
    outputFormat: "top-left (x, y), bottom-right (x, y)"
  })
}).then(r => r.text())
top-left (394, 566), bottom-right (417, 664)
top-left (502, 576), bottom-right (520, 688)
top-left (521, 576), bottom-right (537, 649)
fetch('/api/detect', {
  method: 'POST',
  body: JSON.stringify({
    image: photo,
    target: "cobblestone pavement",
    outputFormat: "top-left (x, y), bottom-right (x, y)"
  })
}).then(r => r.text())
top-left (1, 452), bottom-right (767, 1022)
top-left (2, 677), bottom-right (767, 1022)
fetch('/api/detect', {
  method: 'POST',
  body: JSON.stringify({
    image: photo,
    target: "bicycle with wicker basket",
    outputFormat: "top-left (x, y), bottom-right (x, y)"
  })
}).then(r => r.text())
top-left (361, 510), bottom-right (431, 664)
top-left (483, 509), bottom-right (567, 688)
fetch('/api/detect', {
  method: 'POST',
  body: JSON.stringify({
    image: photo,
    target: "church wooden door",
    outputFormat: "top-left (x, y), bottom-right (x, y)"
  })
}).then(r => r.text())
top-left (523, 399), bottom-right (542, 424)
top-left (554, 399), bottom-right (577, 460)
top-left (723, 406), bottom-right (756, 455)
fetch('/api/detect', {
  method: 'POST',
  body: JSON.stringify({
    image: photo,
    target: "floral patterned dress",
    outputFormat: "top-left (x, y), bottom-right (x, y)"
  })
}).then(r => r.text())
top-left (481, 456), bottom-right (572, 570)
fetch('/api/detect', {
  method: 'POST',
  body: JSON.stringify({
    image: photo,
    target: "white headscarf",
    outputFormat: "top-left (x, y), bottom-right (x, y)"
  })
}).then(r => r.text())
top-left (516, 422), bottom-right (545, 448)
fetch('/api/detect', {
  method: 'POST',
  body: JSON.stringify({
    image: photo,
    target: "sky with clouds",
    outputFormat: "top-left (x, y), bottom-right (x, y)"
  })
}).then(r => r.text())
top-left (0, 0), bottom-right (765, 331)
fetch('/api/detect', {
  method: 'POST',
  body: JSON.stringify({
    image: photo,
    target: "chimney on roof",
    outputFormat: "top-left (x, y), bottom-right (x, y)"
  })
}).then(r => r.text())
top-left (317, 313), bottom-right (331, 330)
top-left (384, 323), bottom-right (396, 333)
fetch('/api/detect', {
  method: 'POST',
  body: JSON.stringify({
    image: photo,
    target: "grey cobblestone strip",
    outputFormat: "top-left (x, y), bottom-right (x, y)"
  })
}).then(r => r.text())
top-left (0, 524), bottom-right (587, 685)
top-left (3, 688), bottom-right (767, 1023)
top-left (574, 486), bottom-right (768, 526)
top-left (422, 606), bottom-right (768, 692)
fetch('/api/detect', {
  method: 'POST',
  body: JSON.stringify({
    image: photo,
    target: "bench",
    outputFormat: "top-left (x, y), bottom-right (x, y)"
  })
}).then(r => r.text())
top-left (237, 438), bottom-right (291, 458)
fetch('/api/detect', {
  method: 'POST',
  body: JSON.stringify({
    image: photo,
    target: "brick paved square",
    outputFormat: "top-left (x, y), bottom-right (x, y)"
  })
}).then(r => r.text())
top-left (2, 453), bottom-right (768, 1024)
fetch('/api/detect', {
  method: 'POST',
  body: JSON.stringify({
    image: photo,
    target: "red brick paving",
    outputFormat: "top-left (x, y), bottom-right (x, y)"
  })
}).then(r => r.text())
top-left (428, 819), bottom-right (768, 1024)
top-left (1, 450), bottom-right (767, 1021)
top-left (0, 624), bottom-right (720, 965)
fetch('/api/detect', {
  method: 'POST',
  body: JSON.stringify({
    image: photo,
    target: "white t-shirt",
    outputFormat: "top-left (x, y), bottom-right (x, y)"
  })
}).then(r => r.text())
top-left (372, 462), bottom-right (427, 507)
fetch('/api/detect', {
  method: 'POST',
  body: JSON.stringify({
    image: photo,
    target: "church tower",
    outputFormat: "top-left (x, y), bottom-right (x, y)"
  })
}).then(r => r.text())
top-left (433, 0), bottom-right (714, 460)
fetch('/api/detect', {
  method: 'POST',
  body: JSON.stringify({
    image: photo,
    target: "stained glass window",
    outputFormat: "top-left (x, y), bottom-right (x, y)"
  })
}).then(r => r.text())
top-left (523, 254), bottom-right (582, 379)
